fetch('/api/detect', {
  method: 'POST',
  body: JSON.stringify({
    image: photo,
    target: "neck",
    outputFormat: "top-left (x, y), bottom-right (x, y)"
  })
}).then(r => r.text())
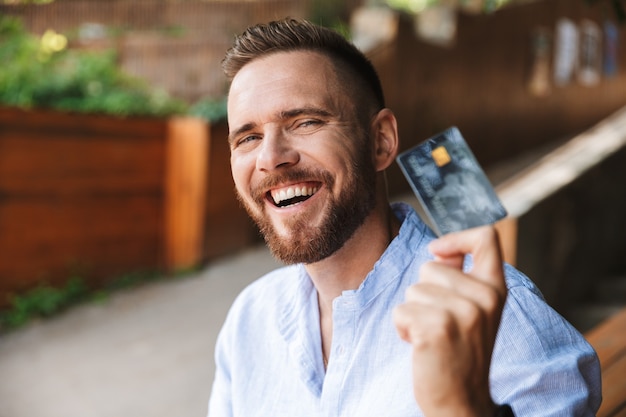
top-left (309, 203), bottom-right (401, 369)
top-left (306, 203), bottom-right (401, 309)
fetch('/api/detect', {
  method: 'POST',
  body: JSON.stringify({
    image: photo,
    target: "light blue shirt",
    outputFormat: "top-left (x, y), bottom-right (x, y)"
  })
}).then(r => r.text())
top-left (208, 203), bottom-right (601, 416)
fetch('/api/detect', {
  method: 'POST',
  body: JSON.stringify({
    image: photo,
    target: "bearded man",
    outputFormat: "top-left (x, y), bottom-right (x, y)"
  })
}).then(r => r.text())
top-left (207, 18), bottom-right (601, 417)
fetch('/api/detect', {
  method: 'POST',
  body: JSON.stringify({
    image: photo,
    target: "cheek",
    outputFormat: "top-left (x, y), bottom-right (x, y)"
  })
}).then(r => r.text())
top-left (230, 155), bottom-right (252, 194)
top-left (310, 132), bottom-right (355, 162)
top-left (327, 140), bottom-right (361, 174)
top-left (230, 148), bottom-right (253, 176)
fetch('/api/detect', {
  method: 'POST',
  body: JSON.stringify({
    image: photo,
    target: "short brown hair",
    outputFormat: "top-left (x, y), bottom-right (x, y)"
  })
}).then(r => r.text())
top-left (222, 18), bottom-right (385, 110)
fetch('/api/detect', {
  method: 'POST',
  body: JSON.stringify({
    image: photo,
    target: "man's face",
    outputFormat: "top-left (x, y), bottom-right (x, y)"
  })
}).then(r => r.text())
top-left (227, 51), bottom-right (377, 264)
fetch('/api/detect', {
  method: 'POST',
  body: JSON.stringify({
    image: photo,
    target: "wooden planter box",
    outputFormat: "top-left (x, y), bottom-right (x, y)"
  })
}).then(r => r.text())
top-left (0, 106), bottom-right (257, 305)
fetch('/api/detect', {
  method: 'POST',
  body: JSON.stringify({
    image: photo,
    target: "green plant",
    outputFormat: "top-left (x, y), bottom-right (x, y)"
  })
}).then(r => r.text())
top-left (0, 266), bottom-right (202, 333)
top-left (188, 97), bottom-right (228, 122)
top-left (0, 277), bottom-right (89, 330)
top-left (310, 0), bottom-right (352, 39)
top-left (0, 16), bottom-right (188, 117)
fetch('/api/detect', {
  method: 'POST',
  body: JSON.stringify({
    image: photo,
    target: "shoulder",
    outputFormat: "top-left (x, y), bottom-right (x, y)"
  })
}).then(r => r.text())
top-left (502, 263), bottom-right (545, 297)
top-left (498, 263), bottom-right (581, 343)
top-left (217, 263), bottom-right (316, 346)
top-left (492, 264), bottom-right (602, 414)
top-left (228, 264), bottom-right (305, 318)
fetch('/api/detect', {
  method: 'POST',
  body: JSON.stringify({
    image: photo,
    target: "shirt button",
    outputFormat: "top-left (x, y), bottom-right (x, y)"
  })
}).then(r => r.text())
top-left (336, 345), bottom-right (345, 355)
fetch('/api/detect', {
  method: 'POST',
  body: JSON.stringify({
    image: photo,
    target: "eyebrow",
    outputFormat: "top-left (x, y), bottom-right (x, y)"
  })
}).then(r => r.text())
top-left (279, 107), bottom-right (333, 120)
top-left (228, 107), bottom-right (333, 145)
top-left (228, 122), bottom-right (255, 145)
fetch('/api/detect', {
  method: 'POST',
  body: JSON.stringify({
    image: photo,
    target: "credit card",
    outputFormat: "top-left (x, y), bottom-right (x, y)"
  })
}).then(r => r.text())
top-left (396, 127), bottom-right (507, 236)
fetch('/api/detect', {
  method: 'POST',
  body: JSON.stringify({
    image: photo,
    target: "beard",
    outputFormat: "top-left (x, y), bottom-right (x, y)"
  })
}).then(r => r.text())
top-left (237, 142), bottom-right (377, 265)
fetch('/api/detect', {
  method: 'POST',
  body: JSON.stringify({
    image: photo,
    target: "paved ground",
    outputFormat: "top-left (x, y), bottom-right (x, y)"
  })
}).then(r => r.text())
top-left (0, 244), bottom-right (281, 417)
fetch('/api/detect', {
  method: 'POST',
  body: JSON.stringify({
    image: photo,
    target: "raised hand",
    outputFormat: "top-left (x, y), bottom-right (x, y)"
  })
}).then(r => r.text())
top-left (393, 226), bottom-right (507, 417)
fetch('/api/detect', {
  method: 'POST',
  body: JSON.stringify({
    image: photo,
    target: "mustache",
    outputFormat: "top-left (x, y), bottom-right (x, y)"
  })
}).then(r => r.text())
top-left (250, 168), bottom-right (333, 203)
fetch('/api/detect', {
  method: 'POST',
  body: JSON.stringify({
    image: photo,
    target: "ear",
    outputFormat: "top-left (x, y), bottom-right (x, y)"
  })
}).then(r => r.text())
top-left (371, 108), bottom-right (399, 172)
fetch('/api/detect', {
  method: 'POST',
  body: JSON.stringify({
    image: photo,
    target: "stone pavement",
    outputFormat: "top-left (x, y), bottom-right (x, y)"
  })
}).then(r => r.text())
top-left (0, 244), bottom-right (281, 417)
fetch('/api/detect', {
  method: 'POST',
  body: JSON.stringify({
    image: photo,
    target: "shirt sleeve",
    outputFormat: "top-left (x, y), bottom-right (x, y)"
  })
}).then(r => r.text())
top-left (490, 267), bottom-right (602, 416)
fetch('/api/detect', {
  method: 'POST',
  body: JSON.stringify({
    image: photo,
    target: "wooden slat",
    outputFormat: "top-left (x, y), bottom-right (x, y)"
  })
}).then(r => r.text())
top-left (0, 133), bottom-right (164, 174)
top-left (0, 106), bottom-right (166, 137)
top-left (0, 195), bottom-right (163, 297)
top-left (585, 309), bottom-right (626, 417)
top-left (0, 238), bottom-right (162, 293)
top-left (0, 197), bottom-right (161, 242)
top-left (0, 131), bottom-right (164, 195)
top-left (494, 216), bottom-right (518, 267)
top-left (164, 117), bottom-right (208, 271)
top-left (586, 309), bottom-right (626, 369)
top-left (595, 352), bottom-right (626, 417)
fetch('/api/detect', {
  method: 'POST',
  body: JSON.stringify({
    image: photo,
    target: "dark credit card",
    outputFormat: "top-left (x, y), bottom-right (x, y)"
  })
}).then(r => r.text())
top-left (396, 127), bottom-right (507, 236)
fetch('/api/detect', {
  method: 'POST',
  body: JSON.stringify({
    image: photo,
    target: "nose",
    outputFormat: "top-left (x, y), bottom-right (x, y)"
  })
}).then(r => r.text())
top-left (256, 128), bottom-right (299, 171)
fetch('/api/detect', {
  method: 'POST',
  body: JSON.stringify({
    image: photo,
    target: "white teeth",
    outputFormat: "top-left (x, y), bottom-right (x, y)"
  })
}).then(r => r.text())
top-left (271, 186), bottom-right (318, 205)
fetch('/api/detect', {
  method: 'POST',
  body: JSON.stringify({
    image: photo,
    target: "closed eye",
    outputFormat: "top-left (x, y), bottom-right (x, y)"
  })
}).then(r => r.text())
top-left (291, 118), bottom-right (325, 133)
top-left (233, 134), bottom-right (262, 149)
top-left (299, 119), bottom-right (322, 127)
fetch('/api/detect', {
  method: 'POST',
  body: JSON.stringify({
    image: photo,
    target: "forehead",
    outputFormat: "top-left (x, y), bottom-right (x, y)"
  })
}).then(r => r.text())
top-left (227, 51), bottom-right (348, 125)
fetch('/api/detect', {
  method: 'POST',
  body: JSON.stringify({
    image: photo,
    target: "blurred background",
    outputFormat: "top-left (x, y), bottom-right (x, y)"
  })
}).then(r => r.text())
top-left (0, 0), bottom-right (625, 416)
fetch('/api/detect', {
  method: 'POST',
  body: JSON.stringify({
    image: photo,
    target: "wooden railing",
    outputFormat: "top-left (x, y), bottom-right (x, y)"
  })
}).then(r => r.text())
top-left (585, 308), bottom-right (626, 417)
top-left (492, 105), bottom-right (626, 313)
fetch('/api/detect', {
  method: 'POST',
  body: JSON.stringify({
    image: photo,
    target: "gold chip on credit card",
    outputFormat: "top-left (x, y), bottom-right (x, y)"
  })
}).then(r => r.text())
top-left (431, 146), bottom-right (451, 167)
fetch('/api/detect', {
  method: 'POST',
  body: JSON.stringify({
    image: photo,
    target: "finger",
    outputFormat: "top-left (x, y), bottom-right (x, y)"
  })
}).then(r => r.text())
top-left (432, 253), bottom-right (465, 270)
top-left (415, 262), bottom-right (501, 313)
top-left (393, 301), bottom-right (457, 347)
top-left (428, 226), bottom-right (504, 289)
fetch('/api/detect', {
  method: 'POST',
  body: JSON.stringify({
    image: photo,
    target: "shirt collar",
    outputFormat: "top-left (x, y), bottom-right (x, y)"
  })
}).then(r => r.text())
top-left (334, 202), bottom-right (432, 311)
top-left (285, 202), bottom-right (433, 311)
top-left (277, 202), bottom-right (432, 395)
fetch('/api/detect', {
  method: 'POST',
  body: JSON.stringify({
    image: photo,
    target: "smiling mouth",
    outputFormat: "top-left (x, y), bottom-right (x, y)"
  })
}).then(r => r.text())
top-left (269, 184), bottom-right (320, 208)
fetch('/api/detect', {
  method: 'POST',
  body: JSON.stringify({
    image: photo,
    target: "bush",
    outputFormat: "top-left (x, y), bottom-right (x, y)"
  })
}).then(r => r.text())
top-left (188, 97), bottom-right (227, 122)
top-left (0, 16), bottom-right (188, 117)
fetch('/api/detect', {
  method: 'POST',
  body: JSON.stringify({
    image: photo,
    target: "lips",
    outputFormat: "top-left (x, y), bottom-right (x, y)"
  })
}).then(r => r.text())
top-left (269, 183), bottom-right (320, 207)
